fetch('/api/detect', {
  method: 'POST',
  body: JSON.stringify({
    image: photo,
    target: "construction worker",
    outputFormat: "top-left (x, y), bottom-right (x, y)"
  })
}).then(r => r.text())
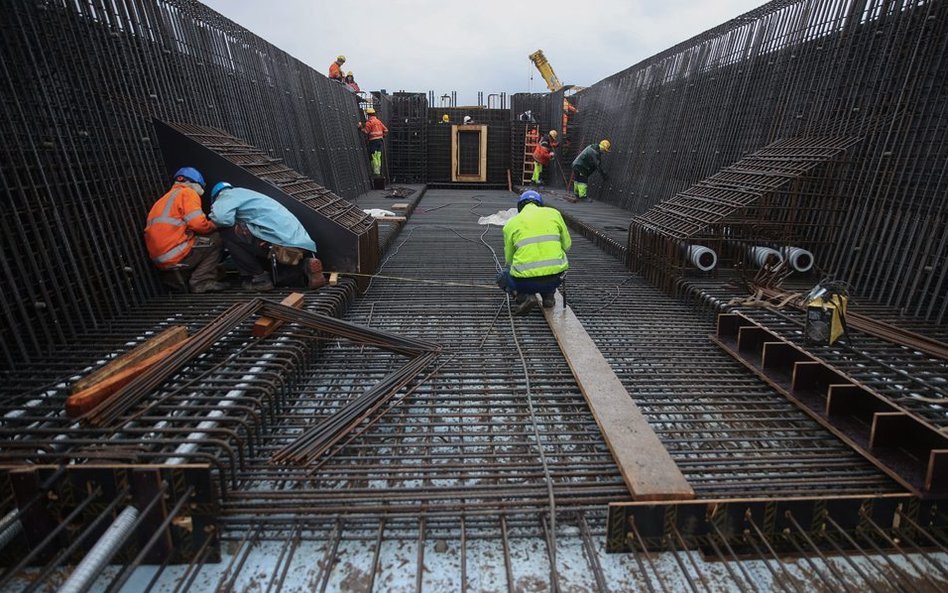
top-left (440, 114), bottom-right (450, 124)
top-left (144, 167), bottom-right (226, 293)
top-left (463, 115), bottom-right (474, 125)
top-left (562, 98), bottom-right (577, 136)
top-left (344, 72), bottom-right (360, 93)
top-left (497, 190), bottom-right (571, 315)
top-left (358, 108), bottom-right (388, 176)
top-left (328, 55), bottom-right (346, 82)
top-left (209, 183), bottom-right (323, 291)
top-left (571, 140), bottom-right (611, 201)
top-left (531, 130), bottom-right (558, 186)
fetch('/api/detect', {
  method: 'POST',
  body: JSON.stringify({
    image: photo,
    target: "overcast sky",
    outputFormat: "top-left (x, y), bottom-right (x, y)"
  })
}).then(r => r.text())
top-left (201, 0), bottom-right (764, 104)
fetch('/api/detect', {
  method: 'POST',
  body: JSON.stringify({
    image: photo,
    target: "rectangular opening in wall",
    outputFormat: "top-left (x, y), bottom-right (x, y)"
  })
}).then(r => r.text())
top-left (451, 124), bottom-right (488, 182)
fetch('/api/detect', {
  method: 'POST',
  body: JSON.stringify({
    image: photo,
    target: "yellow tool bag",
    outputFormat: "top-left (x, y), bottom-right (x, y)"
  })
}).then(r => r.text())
top-left (805, 293), bottom-right (848, 345)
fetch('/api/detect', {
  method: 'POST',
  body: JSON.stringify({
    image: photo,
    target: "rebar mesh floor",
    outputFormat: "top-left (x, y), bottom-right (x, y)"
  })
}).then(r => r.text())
top-left (5, 190), bottom-right (948, 592)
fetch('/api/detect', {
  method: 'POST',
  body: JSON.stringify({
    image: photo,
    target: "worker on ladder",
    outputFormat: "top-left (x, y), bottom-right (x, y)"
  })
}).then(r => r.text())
top-left (570, 139), bottom-right (611, 201)
top-left (530, 130), bottom-right (558, 186)
top-left (562, 98), bottom-right (577, 136)
top-left (497, 190), bottom-right (571, 315)
top-left (329, 55), bottom-right (346, 82)
top-left (358, 107), bottom-right (388, 176)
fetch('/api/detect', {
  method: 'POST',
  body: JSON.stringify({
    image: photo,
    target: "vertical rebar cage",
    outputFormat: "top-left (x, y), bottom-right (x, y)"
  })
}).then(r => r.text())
top-left (574, 0), bottom-right (948, 324)
top-left (0, 0), bottom-right (372, 368)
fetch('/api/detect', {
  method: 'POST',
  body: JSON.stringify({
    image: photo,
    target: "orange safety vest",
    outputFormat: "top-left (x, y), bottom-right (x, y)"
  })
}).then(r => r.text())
top-left (329, 62), bottom-right (343, 80)
top-left (361, 116), bottom-right (388, 141)
top-left (144, 184), bottom-right (216, 269)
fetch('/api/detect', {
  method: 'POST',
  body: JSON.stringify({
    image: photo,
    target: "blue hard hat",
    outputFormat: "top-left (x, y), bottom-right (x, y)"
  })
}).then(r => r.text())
top-left (518, 190), bottom-right (543, 209)
top-left (174, 166), bottom-right (205, 187)
top-left (210, 181), bottom-right (232, 199)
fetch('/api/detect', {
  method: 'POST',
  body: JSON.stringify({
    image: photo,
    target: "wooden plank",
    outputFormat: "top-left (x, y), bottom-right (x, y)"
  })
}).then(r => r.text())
top-left (71, 326), bottom-right (188, 393)
top-left (391, 203), bottom-right (409, 211)
top-left (543, 292), bottom-right (695, 501)
top-left (252, 292), bottom-right (305, 338)
top-left (378, 216), bottom-right (407, 223)
top-left (65, 340), bottom-right (189, 417)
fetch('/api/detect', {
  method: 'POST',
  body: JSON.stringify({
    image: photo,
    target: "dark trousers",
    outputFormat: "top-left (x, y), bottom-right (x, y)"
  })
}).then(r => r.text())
top-left (159, 233), bottom-right (222, 292)
top-left (220, 225), bottom-right (306, 286)
top-left (496, 268), bottom-right (562, 297)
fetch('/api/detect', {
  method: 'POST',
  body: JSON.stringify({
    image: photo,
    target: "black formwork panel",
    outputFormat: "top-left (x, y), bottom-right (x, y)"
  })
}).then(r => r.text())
top-left (388, 92), bottom-right (428, 183)
top-left (511, 92), bottom-right (552, 125)
top-left (426, 122), bottom-right (510, 186)
top-left (432, 107), bottom-right (511, 125)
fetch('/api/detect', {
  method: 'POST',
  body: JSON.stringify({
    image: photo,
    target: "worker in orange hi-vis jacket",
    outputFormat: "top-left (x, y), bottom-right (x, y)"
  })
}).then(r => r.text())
top-left (358, 108), bottom-right (388, 175)
top-left (562, 97), bottom-right (577, 135)
top-left (531, 130), bottom-right (558, 185)
top-left (144, 166), bottom-right (225, 293)
top-left (328, 55), bottom-right (346, 81)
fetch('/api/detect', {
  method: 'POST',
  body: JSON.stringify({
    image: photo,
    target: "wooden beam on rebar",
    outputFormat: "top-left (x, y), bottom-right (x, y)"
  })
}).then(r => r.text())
top-left (543, 292), bottom-right (695, 501)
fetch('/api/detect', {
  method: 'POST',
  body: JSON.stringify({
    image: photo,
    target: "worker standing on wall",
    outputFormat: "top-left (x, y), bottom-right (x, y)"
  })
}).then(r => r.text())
top-left (531, 130), bottom-right (558, 186)
top-left (329, 55), bottom-right (346, 82)
top-left (209, 182), bottom-right (323, 291)
top-left (358, 108), bottom-right (388, 176)
top-left (144, 167), bottom-right (226, 293)
top-left (570, 140), bottom-right (611, 201)
top-left (497, 190), bottom-right (571, 315)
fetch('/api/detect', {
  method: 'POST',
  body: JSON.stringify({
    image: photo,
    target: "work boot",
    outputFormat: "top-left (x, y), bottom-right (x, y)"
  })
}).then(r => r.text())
top-left (513, 294), bottom-right (536, 316)
top-left (303, 257), bottom-right (326, 290)
top-left (192, 280), bottom-right (229, 294)
top-left (542, 294), bottom-right (556, 308)
top-left (241, 273), bottom-right (274, 292)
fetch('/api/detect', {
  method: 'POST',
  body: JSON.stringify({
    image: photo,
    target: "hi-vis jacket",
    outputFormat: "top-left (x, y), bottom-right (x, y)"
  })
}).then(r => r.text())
top-left (361, 116), bottom-right (388, 141)
top-left (503, 202), bottom-right (571, 278)
top-left (144, 184), bottom-right (216, 269)
top-left (532, 134), bottom-right (557, 166)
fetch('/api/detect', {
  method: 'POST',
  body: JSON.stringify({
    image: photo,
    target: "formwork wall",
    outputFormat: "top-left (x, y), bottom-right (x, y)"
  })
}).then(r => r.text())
top-left (575, 0), bottom-right (948, 324)
top-left (0, 0), bottom-right (371, 368)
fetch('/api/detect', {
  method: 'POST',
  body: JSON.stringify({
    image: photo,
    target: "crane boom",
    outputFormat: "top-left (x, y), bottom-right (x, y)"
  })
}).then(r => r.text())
top-left (529, 50), bottom-right (563, 92)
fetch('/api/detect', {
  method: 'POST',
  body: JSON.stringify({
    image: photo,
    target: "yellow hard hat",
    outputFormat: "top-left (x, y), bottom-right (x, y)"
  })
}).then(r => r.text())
top-left (442, 114), bottom-right (449, 122)
top-left (599, 139), bottom-right (611, 152)
top-left (548, 130), bottom-right (558, 139)
top-left (346, 71), bottom-right (353, 77)
top-left (337, 55), bottom-right (346, 62)
top-left (365, 107), bottom-right (376, 115)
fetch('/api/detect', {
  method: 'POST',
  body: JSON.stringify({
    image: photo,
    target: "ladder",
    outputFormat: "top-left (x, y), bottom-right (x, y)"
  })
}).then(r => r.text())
top-left (522, 124), bottom-right (539, 185)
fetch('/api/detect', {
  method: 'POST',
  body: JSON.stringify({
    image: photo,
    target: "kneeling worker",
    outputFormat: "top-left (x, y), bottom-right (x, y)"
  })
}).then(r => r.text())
top-left (209, 183), bottom-right (324, 291)
top-left (144, 166), bottom-right (226, 293)
top-left (497, 190), bottom-right (571, 315)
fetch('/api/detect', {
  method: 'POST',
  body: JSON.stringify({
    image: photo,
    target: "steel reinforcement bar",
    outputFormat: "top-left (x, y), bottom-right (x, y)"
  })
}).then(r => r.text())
top-left (573, 0), bottom-right (948, 324)
top-left (0, 0), bottom-right (371, 368)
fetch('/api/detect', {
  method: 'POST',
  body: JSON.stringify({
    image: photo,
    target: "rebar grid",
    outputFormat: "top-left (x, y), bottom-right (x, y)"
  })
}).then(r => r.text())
top-left (0, 0), bottom-right (371, 368)
top-left (574, 0), bottom-right (948, 324)
top-left (3, 190), bottom-right (946, 592)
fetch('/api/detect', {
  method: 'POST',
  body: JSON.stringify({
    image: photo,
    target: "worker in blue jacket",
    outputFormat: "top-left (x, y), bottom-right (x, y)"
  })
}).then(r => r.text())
top-left (570, 139), bottom-right (611, 201)
top-left (209, 182), bottom-right (323, 291)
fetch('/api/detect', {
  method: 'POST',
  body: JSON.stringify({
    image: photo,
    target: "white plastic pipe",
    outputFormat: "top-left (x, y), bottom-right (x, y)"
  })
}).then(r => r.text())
top-left (748, 246), bottom-right (784, 268)
top-left (685, 245), bottom-right (718, 271)
top-left (782, 246), bottom-right (815, 273)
